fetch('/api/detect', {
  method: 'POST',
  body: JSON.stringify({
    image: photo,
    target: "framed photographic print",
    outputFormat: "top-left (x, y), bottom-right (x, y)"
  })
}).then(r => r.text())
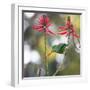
top-left (11, 4), bottom-right (86, 87)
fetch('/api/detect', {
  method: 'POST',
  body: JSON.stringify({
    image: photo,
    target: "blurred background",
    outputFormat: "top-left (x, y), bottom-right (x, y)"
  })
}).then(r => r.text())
top-left (23, 11), bottom-right (80, 77)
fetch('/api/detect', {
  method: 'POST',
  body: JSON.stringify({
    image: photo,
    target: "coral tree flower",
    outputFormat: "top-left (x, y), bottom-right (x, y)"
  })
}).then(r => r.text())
top-left (32, 15), bottom-right (56, 35)
top-left (58, 16), bottom-right (79, 38)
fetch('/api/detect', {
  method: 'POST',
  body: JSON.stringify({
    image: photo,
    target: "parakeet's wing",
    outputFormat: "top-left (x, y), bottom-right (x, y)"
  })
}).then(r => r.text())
top-left (52, 44), bottom-right (68, 54)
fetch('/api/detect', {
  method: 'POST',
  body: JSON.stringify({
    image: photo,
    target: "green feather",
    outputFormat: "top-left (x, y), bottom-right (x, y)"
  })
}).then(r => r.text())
top-left (52, 43), bottom-right (68, 54)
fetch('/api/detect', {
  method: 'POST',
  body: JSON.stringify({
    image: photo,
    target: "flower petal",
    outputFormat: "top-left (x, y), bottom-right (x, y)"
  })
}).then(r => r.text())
top-left (32, 25), bottom-right (43, 32)
top-left (66, 16), bottom-right (71, 27)
top-left (59, 26), bottom-right (67, 31)
top-left (45, 16), bottom-right (50, 24)
top-left (46, 23), bottom-right (52, 27)
top-left (38, 15), bottom-right (50, 25)
top-left (57, 31), bottom-right (68, 35)
top-left (35, 28), bottom-right (43, 32)
top-left (70, 27), bottom-right (80, 38)
top-left (73, 33), bottom-right (80, 38)
top-left (46, 28), bottom-right (56, 35)
top-left (38, 16), bottom-right (44, 24)
top-left (32, 25), bottom-right (43, 29)
top-left (46, 32), bottom-right (52, 36)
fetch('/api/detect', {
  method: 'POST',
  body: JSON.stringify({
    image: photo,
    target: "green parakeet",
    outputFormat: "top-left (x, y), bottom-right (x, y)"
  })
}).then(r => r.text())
top-left (52, 43), bottom-right (68, 54)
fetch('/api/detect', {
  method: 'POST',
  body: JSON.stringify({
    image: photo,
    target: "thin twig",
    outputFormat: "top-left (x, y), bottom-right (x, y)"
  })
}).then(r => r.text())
top-left (72, 33), bottom-right (77, 48)
top-left (68, 29), bottom-right (70, 44)
top-left (43, 15), bottom-right (48, 76)
top-left (53, 63), bottom-right (65, 76)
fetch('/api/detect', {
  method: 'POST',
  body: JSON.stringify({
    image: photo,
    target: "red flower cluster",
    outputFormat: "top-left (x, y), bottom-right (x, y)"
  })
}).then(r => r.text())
top-left (32, 15), bottom-right (56, 35)
top-left (58, 16), bottom-right (79, 38)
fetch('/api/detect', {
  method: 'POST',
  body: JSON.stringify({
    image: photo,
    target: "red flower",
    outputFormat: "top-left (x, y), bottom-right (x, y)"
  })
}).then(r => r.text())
top-left (58, 16), bottom-right (79, 38)
top-left (32, 15), bottom-right (56, 35)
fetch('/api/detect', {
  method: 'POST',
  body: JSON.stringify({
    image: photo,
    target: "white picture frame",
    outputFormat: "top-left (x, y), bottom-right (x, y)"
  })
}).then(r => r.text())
top-left (11, 4), bottom-right (87, 87)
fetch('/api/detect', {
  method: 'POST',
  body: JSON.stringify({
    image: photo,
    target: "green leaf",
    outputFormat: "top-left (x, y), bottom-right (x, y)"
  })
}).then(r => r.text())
top-left (52, 43), bottom-right (68, 54)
